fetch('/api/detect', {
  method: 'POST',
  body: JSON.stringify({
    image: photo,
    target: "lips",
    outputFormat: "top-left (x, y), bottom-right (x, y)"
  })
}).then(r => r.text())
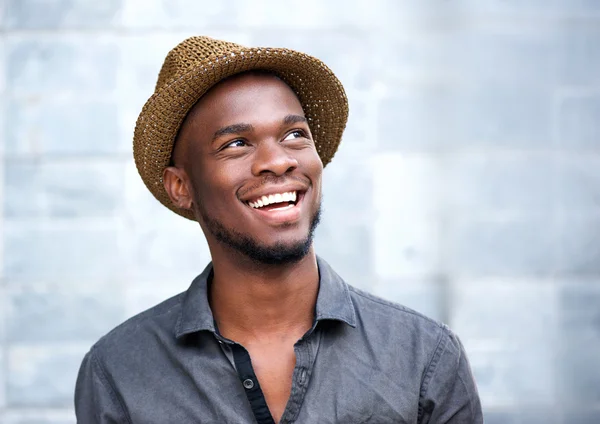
top-left (243, 190), bottom-right (305, 224)
top-left (248, 191), bottom-right (297, 209)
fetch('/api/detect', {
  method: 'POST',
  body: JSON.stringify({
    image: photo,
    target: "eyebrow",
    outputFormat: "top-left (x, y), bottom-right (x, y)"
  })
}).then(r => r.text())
top-left (211, 115), bottom-right (308, 143)
top-left (283, 114), bottom-right (307, 125)
top-left (212, 123), bottom-right (254, 142)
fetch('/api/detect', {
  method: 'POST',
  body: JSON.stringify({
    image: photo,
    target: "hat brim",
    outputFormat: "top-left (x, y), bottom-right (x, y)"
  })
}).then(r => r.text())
top-left (133, 46), bottom-right (348, 221)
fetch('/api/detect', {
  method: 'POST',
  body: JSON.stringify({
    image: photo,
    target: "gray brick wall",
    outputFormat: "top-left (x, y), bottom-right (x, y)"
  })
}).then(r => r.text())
top-left (2, 0), bottom-right (600, 423)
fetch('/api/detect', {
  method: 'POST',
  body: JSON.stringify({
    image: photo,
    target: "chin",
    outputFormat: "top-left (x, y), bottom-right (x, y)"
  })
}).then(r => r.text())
top-left (253, 240), bottom-right (312, 265)
top-left (201, 197), bottom-right (322, 266)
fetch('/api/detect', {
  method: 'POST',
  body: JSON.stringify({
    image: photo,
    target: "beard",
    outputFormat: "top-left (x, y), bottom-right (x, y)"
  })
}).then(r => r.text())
top-left (198, 199), bottom-right (322, 266)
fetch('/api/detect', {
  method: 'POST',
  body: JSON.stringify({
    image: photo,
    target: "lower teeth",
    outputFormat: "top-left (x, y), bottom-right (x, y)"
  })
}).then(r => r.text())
top-left (270, 204), bottom-right (293, 211)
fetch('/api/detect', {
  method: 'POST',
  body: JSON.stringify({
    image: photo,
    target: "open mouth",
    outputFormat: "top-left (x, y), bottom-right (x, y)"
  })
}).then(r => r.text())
top-left (246, 191), bottom-right (300, 212)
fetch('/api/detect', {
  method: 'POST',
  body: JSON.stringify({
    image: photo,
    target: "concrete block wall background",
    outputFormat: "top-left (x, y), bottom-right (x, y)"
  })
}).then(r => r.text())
top-left (1, 0), bottom-right (600, 422)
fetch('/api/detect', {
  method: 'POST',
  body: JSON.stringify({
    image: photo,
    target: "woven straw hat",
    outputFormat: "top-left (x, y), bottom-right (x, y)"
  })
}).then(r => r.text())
top-left (133, 36), bottom-right (349, 220)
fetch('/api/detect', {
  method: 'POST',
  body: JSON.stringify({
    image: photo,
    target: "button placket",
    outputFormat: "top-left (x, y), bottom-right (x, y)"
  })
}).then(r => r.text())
top-left (231, 343), bottom-right (275, 424)
top-left (299, 368), bottom-right (307, 385)
top-left (280, 340), bottom-right (314, 424)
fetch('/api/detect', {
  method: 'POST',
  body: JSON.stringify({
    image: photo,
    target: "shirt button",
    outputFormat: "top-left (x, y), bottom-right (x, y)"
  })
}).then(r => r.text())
top-left (243, 379), bottom-right (254, 390)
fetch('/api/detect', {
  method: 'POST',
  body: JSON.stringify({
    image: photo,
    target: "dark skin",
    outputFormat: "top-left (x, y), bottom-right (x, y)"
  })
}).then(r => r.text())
top-left (163, 73), bottom-right (323, 423)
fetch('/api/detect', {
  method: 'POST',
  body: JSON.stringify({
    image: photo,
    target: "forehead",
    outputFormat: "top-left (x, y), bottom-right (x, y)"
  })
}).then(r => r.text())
top-left (187, 72), bottom-right (305, 128)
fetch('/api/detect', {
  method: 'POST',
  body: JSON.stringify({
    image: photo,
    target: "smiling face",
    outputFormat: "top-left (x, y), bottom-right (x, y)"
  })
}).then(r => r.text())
top-left (163, 72), bottom-right (323, 265)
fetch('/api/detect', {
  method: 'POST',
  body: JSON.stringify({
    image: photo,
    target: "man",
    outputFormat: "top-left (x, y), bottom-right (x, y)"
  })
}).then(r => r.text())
top-left (75, 36), bottom-right (483, 424)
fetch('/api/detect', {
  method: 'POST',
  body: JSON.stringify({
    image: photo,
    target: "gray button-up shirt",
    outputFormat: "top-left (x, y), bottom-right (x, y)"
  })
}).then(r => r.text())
top-left (75, 257), bottom-right (483, 423)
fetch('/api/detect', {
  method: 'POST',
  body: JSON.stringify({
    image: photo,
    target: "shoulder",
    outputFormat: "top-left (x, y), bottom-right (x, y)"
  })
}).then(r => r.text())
top-left (346, 284), bottom-right (453, 349)
top-left (347, 284), bottom-right (446, 330)
top-left (90, 292), bottom-right (185, 359)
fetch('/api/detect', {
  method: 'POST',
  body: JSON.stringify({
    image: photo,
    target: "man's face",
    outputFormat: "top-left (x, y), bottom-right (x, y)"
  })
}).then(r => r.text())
top-left (169, 72), bottom-right (323, 265)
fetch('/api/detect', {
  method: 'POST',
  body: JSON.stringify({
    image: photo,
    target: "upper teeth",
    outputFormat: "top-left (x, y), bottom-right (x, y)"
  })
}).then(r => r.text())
top-left (249, 191), bottom-right (297, 209)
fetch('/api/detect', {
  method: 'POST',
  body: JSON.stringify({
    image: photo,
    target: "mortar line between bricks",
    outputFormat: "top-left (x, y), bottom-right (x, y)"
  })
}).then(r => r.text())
top-left (1, 13), bottom-right (600, 36)
top-left (0, 284), bottom-right (5, 412)
top-left (0, 26), bottom-right (373, 37)
top-left (3, 153), bottom-right (135, 162)
top-left (1, 407), bottom-right (75, 417)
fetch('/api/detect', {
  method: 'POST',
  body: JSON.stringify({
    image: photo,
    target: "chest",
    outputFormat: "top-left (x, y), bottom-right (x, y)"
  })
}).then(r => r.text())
top-left (120, 333), bottom-right (421, 424)
top-left (245, 343), bottom-right (297, 423)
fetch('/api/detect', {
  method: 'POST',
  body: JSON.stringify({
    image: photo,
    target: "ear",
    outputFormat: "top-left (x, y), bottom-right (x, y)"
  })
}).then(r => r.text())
top-left (163, 166), bottom-right (193, 210)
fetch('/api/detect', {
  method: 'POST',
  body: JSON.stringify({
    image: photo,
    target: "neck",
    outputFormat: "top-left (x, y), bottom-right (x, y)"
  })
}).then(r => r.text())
top-left (209, 247), bottom-right (319, 345)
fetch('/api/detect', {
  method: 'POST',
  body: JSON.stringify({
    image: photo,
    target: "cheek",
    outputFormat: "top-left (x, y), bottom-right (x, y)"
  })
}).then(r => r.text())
top-left (305, 151), bottom-right (323, 190)
top-left (188, 168), bottom-right (226, 208)
top-left (189, 164), bottom-right (247, 215)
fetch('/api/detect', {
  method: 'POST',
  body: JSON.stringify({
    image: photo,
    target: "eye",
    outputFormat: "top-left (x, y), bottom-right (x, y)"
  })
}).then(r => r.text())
top-left (223, 139), bottom-right (247, 149)
top-left (283, 130), bottom-right (306, 141)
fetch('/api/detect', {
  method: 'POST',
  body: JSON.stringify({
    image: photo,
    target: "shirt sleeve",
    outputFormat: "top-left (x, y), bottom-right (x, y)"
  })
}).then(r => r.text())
top-left (74, 348), bottom-right (131, 424)
top-left (418, 327), bottom-right (483, 424)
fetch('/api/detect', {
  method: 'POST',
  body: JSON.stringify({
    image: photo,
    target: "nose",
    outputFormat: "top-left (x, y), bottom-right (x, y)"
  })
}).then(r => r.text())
top-left (251, 140), bottom-right (299, 176)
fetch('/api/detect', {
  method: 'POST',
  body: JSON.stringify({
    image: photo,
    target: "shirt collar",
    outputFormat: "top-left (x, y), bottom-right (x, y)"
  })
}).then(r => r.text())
top-left (313, 256), bottom-right (356, 327)
top-left (175, 262), bottom-right (216, 339)
top-left (174, 256), bottom-right (356, 339)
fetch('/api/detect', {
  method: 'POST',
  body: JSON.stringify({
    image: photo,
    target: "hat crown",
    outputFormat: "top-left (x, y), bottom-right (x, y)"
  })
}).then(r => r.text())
top-left (155, 36), bottom-right (242, 92)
